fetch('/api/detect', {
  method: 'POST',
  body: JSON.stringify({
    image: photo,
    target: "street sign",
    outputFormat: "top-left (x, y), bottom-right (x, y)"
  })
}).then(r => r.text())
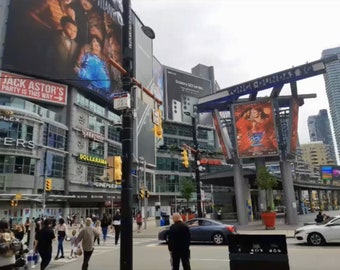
top-left (113, 92), bottom-right (131, 110)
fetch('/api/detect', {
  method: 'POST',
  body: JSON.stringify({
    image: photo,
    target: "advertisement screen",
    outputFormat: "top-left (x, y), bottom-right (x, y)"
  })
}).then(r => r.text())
top-left (165, 67), bottom-right (212, 125)
top-left (332, 166), bottom-right (340, 181)
top-left (233, 100), bottom-right (279, 158)
top-left (321, 166), bottom-right (333, 181)
top-left (288, 98), bottom-right (299, 154)
top-left (2, 0), bottom-right (123, 102)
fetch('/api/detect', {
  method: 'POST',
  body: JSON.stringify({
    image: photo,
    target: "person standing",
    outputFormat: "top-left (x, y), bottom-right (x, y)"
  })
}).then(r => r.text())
top-left (0, 220), bottom-right (16, 270)
top-left (55, 218), bottom-right (67, 260)
top-left (168, 213), bottom-right (191, 270)
top-left (100, 213), bottom-right (110, 244)
top-left (34, 219), bottom-right (56, 270)
top-left (76, 218), bottom-right (99, 270)
top-left (24, 217), bottom-right (31, 245)
top-left (135, 211), bottom-right (143, 233)
top-left (112, 210), bottom-right (121, 245)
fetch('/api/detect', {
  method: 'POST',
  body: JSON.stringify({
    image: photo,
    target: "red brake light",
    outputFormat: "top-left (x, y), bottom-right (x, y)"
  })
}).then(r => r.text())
top-left (226, 225), bottom-right (236, 233)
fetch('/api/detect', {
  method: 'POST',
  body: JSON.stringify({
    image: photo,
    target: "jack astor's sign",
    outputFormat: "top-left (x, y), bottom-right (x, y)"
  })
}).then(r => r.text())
top-left (77, 154), bottom-right (107, 166)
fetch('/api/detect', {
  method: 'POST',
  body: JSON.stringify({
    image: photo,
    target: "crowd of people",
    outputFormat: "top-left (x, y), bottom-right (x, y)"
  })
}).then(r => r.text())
top-left (0, 210), bottom-right (123, 270)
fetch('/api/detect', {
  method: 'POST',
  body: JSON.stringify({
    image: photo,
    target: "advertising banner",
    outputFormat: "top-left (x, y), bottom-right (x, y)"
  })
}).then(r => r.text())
top-left (2, 0), bottom-right (123, 102)
top-left (321, 166), bottom-right (333, 181)
top-left (0, 70), bottom-right (67, 105)
top-left (233, 100), bottom-right (279, 158)
top-left (288, 98), bottom-right (299, 155)
top-left (165, 67), bottom-right (212, 125)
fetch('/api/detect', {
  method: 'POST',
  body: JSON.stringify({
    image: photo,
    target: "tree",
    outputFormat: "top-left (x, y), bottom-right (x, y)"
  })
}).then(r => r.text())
top-left (180, 178), bottom-right (195, 210)
top-left (256, 166), bottom-right (278, 211)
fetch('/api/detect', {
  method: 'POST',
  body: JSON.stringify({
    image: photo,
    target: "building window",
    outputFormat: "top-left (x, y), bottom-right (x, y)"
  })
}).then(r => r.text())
top-left (76, 94), bottom-right (105, 116)
top-left (45, 152), bottom-right (65, 178)
top-left (0, 155), bottom-right (35, 175)
top-left (87, 165), bottom-right (105, 182)
top-left (0, 121), bottom-right (34, 141)
top-left (43, 124), bottom-right (67, 150)
top-left (108, 144), bottom-right (121, 156)
top-left (89, 141), bottom-right (104, 157)
top-left (89, 115), bottom-right (105, 135)
top-left (108, 125), bottom-right (120, 141)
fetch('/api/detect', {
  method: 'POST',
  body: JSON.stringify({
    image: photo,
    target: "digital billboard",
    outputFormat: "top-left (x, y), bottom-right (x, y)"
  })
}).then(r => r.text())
top-left (233, 99), bottom-right (279, 158)
top-left (164, 67), bottom-right (212, 125)
top-left (2, 0), bottom-right (123, 102)
top-left (321, 166), bottom-right (333, 181)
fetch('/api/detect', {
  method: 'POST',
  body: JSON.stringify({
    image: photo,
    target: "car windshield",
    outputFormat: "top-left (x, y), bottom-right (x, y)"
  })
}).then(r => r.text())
top-left (320, 216), bottom-right (335, 224)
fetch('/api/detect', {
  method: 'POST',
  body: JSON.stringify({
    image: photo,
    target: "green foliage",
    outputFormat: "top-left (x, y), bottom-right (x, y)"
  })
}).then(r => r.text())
top-left (256, 166), bottom-right (278, 190)
top-left (180, 178), bottom-right (195, 207)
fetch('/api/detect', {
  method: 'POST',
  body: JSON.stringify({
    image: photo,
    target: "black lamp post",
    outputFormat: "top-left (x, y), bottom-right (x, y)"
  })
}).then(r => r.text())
top-left (120, 1), bottom-right (155, 269)
top-left (184, 110), bottom-right (203, 218)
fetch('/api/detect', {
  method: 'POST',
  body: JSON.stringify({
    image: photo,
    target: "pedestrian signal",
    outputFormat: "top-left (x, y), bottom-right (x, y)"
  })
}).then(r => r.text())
top-left (45, 178), bottom-right (52, 191)
top-left (181, 149), bottom-right (189, 168)
top-left (145, 190), bottom-right (150, 198)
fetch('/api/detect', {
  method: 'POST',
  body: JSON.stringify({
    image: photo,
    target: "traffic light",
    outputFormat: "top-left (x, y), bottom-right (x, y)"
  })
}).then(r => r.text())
top-left (138, 188), bottom-right (144, 199)
top-left (113, 156), bottom-right (122, 181)
top-left (181, 149), bottom-right (189, 168)
top-left (153, 109), bottom-right (163, 139)
top-left (10, 200), bottom-right (18, 207)
top-left (45, 178), bottom-right (52, 192)
top-left (145, 190), bottom-right (150, 198)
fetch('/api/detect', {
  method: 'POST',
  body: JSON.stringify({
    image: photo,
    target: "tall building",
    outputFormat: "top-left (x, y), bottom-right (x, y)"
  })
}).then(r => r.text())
top-left (307, 109), bottom-right (336, 162)
top-left (300, 142), bottom-right (335, 172)
top-left (322, 47), bottom-right (340, 163)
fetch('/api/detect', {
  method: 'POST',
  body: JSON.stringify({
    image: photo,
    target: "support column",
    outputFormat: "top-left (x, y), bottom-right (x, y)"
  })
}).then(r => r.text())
top-left (318, 189), bottom-right (323, 210)
top-left (280, 160), bottom-right (298, 225)
top-left (308, 189), bottom-right (313, 213)
top-left (64, 201), bottom-right (70, 220)
top-left (244, 178), bottom-right (253, 222)
top-left (255, 158), bottom-right (266, 214)
top-left (297, 189), bottom-right (303, 214)
top-left (233, 163), bottom-right (248, 225)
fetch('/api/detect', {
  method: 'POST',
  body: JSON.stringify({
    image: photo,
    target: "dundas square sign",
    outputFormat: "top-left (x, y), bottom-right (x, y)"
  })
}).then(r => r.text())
top-left (0, 71), bottom-right (68, 105)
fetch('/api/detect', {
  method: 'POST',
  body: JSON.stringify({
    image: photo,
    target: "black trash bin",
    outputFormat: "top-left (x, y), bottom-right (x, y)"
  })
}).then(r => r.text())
top-left (227, 234), bottom-right (290, 270)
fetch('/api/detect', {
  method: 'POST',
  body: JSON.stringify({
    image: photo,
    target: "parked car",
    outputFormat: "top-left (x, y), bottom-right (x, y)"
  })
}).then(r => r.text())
top-left (294, 215), bottom-right (340, 246)
top-left (158, 218), bottom-right (237, 245)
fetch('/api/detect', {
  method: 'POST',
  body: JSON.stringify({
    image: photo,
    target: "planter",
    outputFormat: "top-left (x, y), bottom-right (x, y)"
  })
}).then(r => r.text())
top-left (261, 211), bottom-right (277, 229)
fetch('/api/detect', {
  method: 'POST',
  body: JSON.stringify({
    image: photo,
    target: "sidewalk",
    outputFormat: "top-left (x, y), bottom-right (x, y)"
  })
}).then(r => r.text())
top-left (133, 210), bottom-right (340, 239)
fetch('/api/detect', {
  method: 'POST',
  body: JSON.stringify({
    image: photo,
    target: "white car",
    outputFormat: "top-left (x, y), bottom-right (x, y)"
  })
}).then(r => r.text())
top-left (294, 215), bottom-right (340, 246)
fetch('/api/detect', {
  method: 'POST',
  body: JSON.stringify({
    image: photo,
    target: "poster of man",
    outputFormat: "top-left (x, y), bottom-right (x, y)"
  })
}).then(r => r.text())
top-left (233, 99), bottom-right (279, 158)
top-left (2, 0), bottom-right (123, 101)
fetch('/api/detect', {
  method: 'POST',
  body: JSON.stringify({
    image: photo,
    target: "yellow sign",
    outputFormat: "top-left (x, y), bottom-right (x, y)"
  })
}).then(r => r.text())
top-left (15, 193), bottom-right (22, 200)
top-left (78, 154), bottom-right (107, 166)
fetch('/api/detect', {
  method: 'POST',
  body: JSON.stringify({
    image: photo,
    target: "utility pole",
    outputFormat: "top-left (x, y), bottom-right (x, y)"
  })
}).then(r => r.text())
top-left (185, 111), bottom-right (203, 218)
top-left (120, 0), bottom-right (134, 269)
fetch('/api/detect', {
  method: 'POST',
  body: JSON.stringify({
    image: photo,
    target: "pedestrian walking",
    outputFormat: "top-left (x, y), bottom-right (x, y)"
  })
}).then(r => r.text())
top-left (34, 219), bottom-right (56, 270)
top-left (68, 229), bottom-right (78, 259)
top-left (112, 210), bottom-right (121, 245)
top-left (76, 218), bottom-right (99, 270)
top-left (24, 217), bottom-right (31, 245)
top-left (93, 220), bottom-right (102, 245)
top-left (136, 211), bottom-right (143, 233)
top-left (168, 213), bottom-right (191, 270)
top-left (100, 213), bottom-right (110, 244)
top-left (55, 218), bottom-right (67, 260)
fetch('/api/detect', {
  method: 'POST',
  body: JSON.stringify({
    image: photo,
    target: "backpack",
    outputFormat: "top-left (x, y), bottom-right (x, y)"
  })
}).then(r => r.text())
top-left (0, 232), bottom-right (22, 257)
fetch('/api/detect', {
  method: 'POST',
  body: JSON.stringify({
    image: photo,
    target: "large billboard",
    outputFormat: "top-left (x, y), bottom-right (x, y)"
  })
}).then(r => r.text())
top-left (165, 67), bottom-right (212, 125)
top-left (2, 0), bottom-right (123, 102)
top-left (233, 100), bottom-right (279, 158)
top-left (320, 165), bottom-right (340, 182)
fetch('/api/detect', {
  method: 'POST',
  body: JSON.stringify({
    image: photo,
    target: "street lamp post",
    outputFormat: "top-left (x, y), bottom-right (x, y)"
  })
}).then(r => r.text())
top-left (184, 111), bottom-right (203, 218)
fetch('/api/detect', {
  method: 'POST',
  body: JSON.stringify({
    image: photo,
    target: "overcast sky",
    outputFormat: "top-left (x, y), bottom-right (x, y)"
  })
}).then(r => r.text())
top-left (131, 0), bottom-right (340, 144)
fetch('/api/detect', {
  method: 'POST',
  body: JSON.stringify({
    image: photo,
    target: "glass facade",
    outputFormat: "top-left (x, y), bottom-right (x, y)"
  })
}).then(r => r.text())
top-left (0, 155), bottom-right (36, 175)
top-left (0, 121), bottom-right (34, 141)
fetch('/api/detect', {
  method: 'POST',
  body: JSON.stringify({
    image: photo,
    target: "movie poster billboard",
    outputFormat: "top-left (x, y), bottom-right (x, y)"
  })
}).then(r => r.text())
top-left (233, 99), bottom-right (279, 158)
top-left (164, 67), bottom-right (212, 125)
top-left (2, 0), bottom-right (123, 102)
top-left (288, 98), bottom-right (299, 155)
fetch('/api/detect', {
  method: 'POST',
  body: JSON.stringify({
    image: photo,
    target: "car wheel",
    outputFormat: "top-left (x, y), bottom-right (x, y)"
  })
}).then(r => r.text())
top-left (307, 232), bottom-right (325, 246)
top-left (212, 233), bottom-right (225, 245)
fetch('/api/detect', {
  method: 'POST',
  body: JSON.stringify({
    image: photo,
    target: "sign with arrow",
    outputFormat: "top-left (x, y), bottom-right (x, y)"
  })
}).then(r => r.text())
top-left (0, 70), bottom-right (68, 105)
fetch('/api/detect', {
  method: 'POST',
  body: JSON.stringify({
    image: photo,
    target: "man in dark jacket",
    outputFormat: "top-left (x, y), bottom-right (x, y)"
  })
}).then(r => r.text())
top-left (168, 213), bottom-right (191, 270)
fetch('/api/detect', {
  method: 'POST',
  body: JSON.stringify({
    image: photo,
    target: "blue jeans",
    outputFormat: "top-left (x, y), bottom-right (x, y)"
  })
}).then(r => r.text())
top-left (56, 236), bottom-right (64, 257)
top-left (102, 226), bottom-right (108, 241)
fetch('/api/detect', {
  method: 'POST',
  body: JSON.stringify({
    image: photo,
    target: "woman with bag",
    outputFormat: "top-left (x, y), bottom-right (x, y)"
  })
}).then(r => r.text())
top-left (54, 218), bottom-right (67, 260)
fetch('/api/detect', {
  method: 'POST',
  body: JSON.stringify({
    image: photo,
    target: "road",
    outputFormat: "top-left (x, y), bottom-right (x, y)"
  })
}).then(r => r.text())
top-left (45, 237), bottom-right (340, 270)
